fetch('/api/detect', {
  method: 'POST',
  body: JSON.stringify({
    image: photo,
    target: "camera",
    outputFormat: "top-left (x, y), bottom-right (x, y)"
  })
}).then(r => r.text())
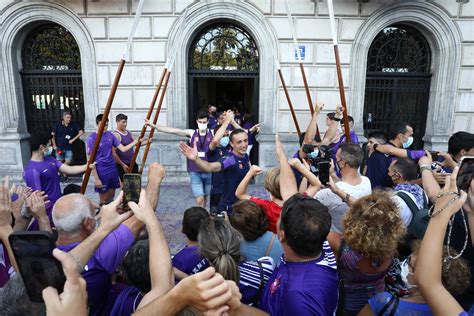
top-left (302, 144), bottom-right (332, 184)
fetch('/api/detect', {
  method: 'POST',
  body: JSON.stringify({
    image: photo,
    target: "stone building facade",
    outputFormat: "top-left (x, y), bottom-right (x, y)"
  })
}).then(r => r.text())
top-left (0, 0), bottom-right (473, 180)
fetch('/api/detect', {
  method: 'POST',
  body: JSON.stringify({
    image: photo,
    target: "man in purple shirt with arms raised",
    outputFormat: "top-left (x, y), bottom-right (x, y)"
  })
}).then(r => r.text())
top-left (87, 114), bottom-right (140, 204)
top-left (23, 132), bottom-right (90, 229)
top-left (180, 128), bottom-right (251, 214)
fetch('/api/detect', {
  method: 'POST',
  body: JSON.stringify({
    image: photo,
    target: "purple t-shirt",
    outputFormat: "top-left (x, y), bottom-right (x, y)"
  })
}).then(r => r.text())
top-left (57, 224), bottom-right (135, 316)
top-left (172, 245), bottom-right (209, 276)
top-left (23, 156), bottom-right (63, 229)
top-left (218, 152), bottom-right (250, 212)
top-left (114, 130), bottom-right (134, 165)
top-left (187, 129), bottom-right (213, 173)
top-left (109, 283), bottom-right (143, 316)
top-left (259, 241), bottom-right (338, 315)
top-left (87, 131), bottom-right (121, 175)
top-left (0, 241), bottom-right (15, 288)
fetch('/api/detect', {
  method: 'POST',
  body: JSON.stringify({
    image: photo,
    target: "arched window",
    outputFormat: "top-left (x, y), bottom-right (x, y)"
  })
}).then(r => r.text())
top-left (367, 25), bottom-right (430, 73)
top-left (364, 24), bottom-right (431, 148)
top-left (20, 23), bottom-right (84, 134)
top-left (189, 24), bottom-right (259, 71)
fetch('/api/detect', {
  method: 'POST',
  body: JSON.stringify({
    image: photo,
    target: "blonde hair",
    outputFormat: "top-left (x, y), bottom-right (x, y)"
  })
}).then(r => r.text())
top-left (198, 218), bottom-right (241, 283)
top-left (343, 190), bottom-right (406, 261)
top-left (264, 167), bottom-right (282, 200)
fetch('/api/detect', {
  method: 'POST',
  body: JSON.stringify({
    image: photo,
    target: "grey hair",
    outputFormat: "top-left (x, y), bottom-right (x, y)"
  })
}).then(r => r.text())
top-left (52, 194), bottom-right (93, 233)
top-left (339, 143), bottom-right (363, 169)
top-left (0, 275), bottom-right (46, 315)
top-left (198, 218), bottom-right (242, 283)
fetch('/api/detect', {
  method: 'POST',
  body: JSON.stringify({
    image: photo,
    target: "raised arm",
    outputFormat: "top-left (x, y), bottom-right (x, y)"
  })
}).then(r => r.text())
top-left (298, 103), bottom-right (324, 157)
top-left (236, 165), bottom-right (262, 200)
top-left (145, 119), bottom-right (194, 138)
top-left (179, 142), bottom-right (222, 173)
top-left (0, 177), bottom-right (19, 273)
top-left (135, 267), bottom-right (233, 314)
top-left (276, 135), bottom-right (297, 201)
top-left (321, 105), bottom-right (343, 146)
top-left (210, 110), bottom-right (233, 150)
top-left (26, 191), bottom-right (52, 233)
top-left (415, 168), bottom-right (466, 315)
top-left (129, 188), bottom-right (173, 307)
top-left (117, 138), bottom-right (140, 153)
top-left (418, 154), bottom-right (442, 202)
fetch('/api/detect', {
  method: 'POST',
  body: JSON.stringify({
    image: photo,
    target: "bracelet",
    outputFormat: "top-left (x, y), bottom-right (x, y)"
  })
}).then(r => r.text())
top-left (419, 164), bottom-right (431, 169)
top-left (429, 196), bottom-right (460, 218)
top-left (419, 166), bottom-right (431, 173)
top-left (436, 191), bottom-right (459, 199)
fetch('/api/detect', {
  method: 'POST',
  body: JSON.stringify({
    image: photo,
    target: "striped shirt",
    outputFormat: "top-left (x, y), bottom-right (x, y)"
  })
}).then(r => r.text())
top-left (239, 257), bottom-right (275, 305)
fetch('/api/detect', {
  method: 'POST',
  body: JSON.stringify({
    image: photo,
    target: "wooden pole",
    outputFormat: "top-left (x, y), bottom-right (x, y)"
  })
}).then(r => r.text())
top-left (299, 63), bottom-right (321, 137)
top-left (138, 70), bottom-right (171, 174)
top-left (327, 0), bottom-right (351, 143)
top-left (128, 67), bottom-right (167, 171)
top-left (278, 68), bottom-right (301, 138)
top-left (334, 46), bottom-right (351, 143)
top-left (80, 59), bottom-right (126, 194)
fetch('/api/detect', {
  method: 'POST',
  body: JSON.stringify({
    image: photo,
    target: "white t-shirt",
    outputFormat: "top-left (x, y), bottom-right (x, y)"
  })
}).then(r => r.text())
top-left (315, 176), bottom-right (372, 233)
top-left (393, 189), bottom-right (426, 228)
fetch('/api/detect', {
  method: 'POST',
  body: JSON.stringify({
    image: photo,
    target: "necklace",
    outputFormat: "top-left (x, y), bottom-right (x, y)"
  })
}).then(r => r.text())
top-left (444, 208), bottom-right (469, 271)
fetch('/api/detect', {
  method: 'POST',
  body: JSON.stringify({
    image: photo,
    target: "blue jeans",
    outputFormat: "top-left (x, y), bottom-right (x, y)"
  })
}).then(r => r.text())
top-left (190, 172), bottom-right (212, 197)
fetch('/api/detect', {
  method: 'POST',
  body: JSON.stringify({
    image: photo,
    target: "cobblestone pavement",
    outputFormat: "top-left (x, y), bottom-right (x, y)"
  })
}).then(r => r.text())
top-left (70, 180), bottom-right (269, 255)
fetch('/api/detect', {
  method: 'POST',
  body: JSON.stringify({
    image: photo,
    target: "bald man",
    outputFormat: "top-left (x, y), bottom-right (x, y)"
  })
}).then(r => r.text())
top-left (52, 163), bottom-right (165, 316)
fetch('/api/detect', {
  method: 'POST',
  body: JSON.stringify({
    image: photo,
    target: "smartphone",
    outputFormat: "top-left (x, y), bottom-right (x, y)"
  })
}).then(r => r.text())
top-left (457, 156), bottom-right (474, 191)
top-left (9, 231), bottom-right (65, 302)
top-left (123, 173), bottom-right (141, 209)
top-left (318, 161), bottom-right (330, 184)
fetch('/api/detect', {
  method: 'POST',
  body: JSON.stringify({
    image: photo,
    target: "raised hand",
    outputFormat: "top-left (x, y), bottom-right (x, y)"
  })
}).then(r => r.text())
top-left (288, 158), bottom-right (303, 169)
top-left (314, 102), bottom-right (325, 115)
top-left (25, 191), bottom-right (48, 219)
top-left (127, 189), bottom-right (156, 224)
top-left (275, 134), bottom-right (287, 162)
top-left (42, 249), bottom-right (88, 316)
top-left (0, 177), bottom-right (11, 226)
top-left (10, 185), bottom-right (32, 221)
top-left (99, 191), bottom-right (132, 232)
top-left (432, 167), bottom-right (467, 217)
top-left (179, 141), bottom-right (198, 161)
top-left (249, 165), bottom-right (262, 175)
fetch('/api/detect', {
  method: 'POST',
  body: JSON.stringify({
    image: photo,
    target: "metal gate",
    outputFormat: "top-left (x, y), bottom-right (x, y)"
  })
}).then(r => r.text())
top-left (364, 74), bottom-right (431, 149)
top-left (363, 25), bottom-right (431, 148)
top-left (20, 23), bottom-right (84, 134)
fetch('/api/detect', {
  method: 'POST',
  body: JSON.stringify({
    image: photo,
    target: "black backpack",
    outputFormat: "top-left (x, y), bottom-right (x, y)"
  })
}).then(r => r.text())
top-left (395, 190), bottom-right (430, 240)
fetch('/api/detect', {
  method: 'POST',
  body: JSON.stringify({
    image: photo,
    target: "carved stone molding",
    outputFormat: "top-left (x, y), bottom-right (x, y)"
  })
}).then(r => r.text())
top-left (349, 2), bottom-right (461, 150)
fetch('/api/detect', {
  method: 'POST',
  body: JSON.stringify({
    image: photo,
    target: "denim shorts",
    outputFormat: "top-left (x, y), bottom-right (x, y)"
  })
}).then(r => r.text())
top-left (190, 172), bottom-right (212, 197)
top-left (56, 149), bottom-right (73, 161)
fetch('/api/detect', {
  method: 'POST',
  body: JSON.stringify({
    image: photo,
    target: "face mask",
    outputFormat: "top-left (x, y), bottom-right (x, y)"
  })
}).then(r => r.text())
top-left (400, 258), bottom-right (417, 289)
top-left (403, 136), bottom-right (414, 149)
top-left (220, 136), bottom-right (230, 148)
top-left (198, 123), bottom-right (207, 131)
top-left (309, 149), bottom-right (319, 159)
top-left (44, 146), bottom-right (53, 156)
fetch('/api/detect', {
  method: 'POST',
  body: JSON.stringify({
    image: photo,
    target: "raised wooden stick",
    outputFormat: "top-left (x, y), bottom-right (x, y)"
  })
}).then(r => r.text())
top-left (138, 70), bottom-right (171, 174)
top-left (285, 0), bottom-right (320, 137)
top-left (80, 59), bottom-right (126, 194)
top-left (328, 0), bottom-right (351, 143)
top-left (128, 67), bottom-right (167, 171)
top-left (278, 68), bottom-right (301, 138)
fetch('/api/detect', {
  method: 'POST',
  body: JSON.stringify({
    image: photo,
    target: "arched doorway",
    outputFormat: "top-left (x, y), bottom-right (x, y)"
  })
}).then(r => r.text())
top-left (20, 23), bottom-right (85, 135)
top-left (187, 23), bottom-right (259, 129)
top-left (363, 24), bottom-right (431, 148)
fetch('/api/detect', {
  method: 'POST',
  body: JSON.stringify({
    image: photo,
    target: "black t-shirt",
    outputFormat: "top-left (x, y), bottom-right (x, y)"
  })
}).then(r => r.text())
top-left (53, 122), bottom-right (80, 150)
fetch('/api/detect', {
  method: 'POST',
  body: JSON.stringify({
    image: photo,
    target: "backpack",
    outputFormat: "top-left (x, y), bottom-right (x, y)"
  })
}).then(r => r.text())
top-left (395, 190), bottom-right (430, 240)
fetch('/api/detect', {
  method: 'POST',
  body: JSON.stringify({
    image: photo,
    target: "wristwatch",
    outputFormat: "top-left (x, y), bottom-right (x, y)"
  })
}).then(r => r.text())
top-left (342, 193), bottom-right (351, 203)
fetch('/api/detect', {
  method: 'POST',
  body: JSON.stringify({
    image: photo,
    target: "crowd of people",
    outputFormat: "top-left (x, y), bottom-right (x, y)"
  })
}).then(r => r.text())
top-left (0, 103), bottom-right (473, 316)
